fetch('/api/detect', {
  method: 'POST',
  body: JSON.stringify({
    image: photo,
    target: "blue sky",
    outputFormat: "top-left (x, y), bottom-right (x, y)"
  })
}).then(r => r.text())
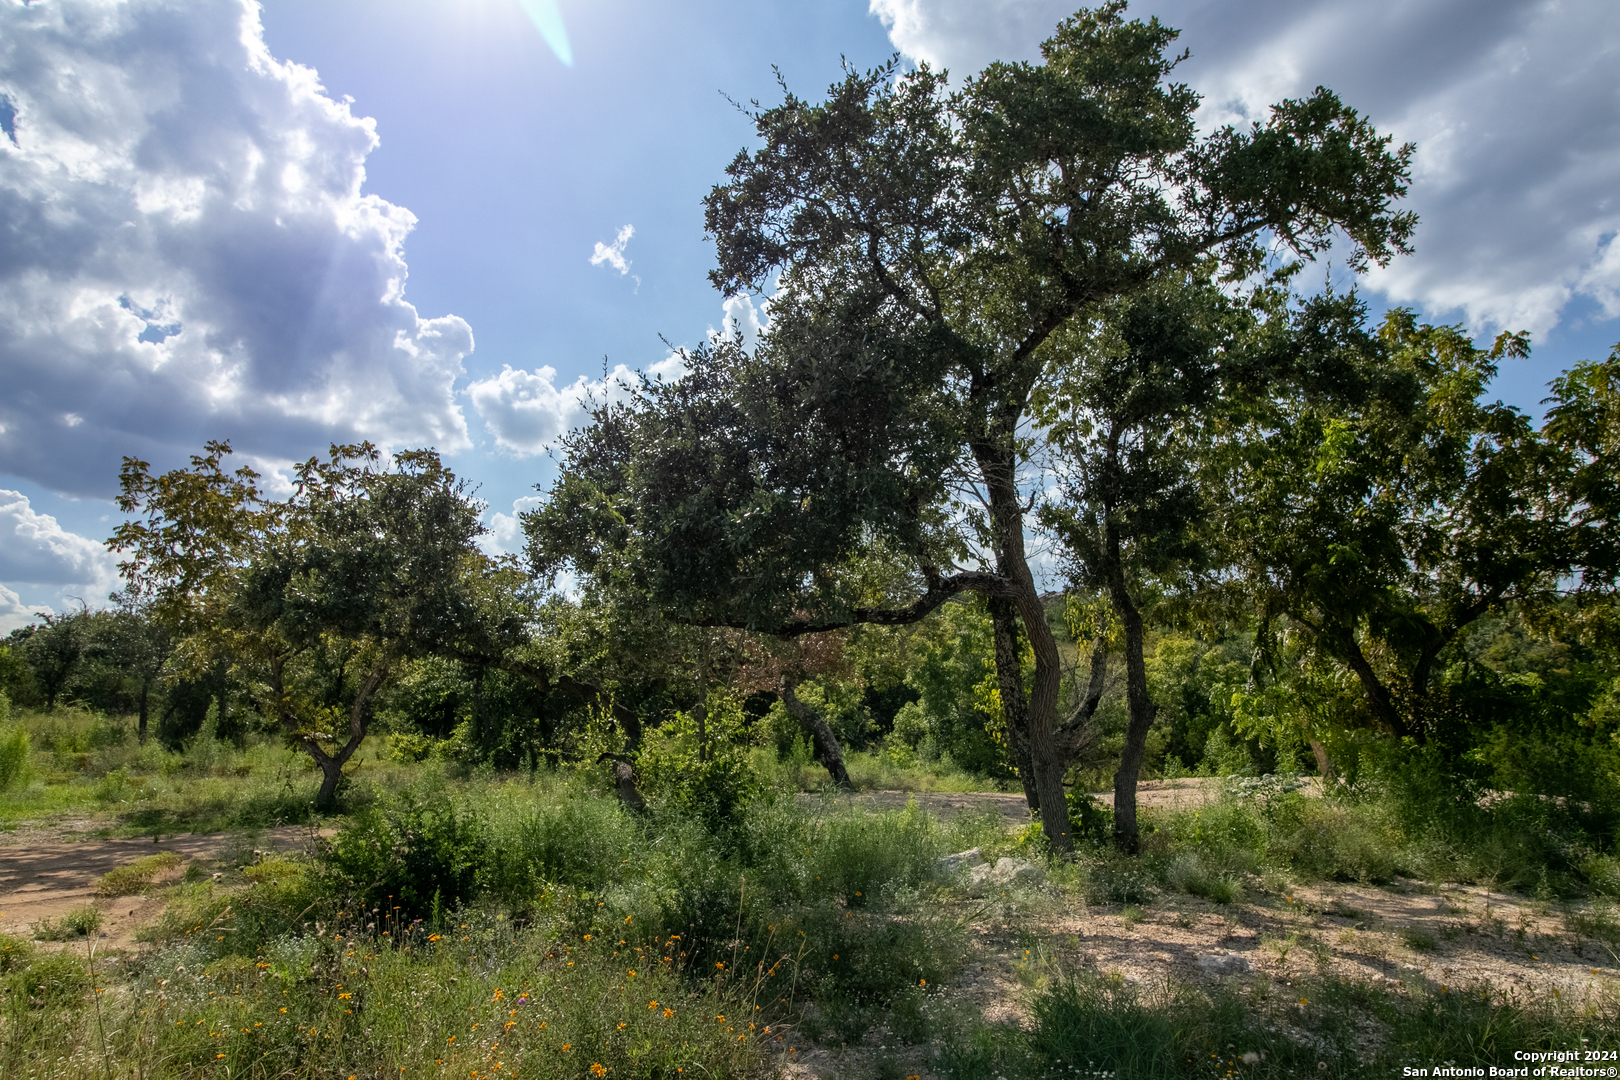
top-left (2, 0), bottom-right (1618, 627)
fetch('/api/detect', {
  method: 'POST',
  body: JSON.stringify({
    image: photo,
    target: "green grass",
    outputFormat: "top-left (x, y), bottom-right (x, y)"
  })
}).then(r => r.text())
top-left (1, 921), bottom-right (766, 1078)
top-left (32, 905), bottom-right (103, 941)
top-left (0, 773), bottom-right (1008, 1077)
top-left (752, 746), bottom-right (1013, 793)
top-left (0, 706), bottom-right (417, 832)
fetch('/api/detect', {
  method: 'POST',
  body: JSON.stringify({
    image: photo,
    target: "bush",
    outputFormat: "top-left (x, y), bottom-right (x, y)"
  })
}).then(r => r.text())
top-left (2, 950), bottom-right (85, 1009)
top-left (33, 905), bottom-right (102, 941)
top-left (0, 719), bottom-right (28, 792)
top-left (478, 790), bottom-right (641, 911)
top-left (1065, 789), bottom-right (1114, 843)
top-left (637, 693), bottom-right (763, 836)
top-left (96, 851), bottom-right (183, 896)
top-left (1270, 799), bottom-right (1399, 884)
top-left (319, 779), bottom-right (486, 922)
top-left (809, 802), bottom-right (945, 907)
top-left (384, 731), bottom-right (439, 762)
top-left (1031, 974), bottom-right (1179, 1080)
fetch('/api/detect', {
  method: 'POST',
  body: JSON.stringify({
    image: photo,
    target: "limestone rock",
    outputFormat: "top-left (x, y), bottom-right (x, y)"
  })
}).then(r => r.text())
top-left (1195, 952), bottom-right (1251, 976)
top-left (966, 856), bottom-right (1046, 896)
top-left (936, 848), bottom-right (986, 874)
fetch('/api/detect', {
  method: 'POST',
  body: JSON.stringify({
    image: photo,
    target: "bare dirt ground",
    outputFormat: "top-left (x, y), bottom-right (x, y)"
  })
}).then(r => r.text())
top-left (779, 785), bottom-right (1620, 1079)
top-left (799, 777), bottom-right (1224, 823)
top-left (779, 873), bottom-right (1620, 1079)
top-left (0, 821), bottom-right (323, 950)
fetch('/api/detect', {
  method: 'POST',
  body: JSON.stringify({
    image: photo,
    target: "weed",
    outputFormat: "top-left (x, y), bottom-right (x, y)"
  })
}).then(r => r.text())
top-left (34, 905), bottom-right (103, 940)
top-left (1399, 925), bottom-right (1440, 951)
top-left (95, 851), bottom-right (183, 896)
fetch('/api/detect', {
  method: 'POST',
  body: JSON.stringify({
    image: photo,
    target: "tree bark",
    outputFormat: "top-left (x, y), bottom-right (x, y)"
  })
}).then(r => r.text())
top-left (1107, 567), bottom-right (1156, 854)
top-left (976, 437), bottom-right (1076, 852)
top-left (306, 664), bottom-right (386, 812)
top-left (597, 753), bottom-right (647, 812)
top-left (1336, 633), bottom-right (1419, 742)
top-left (137, 674), bottom-right (152, 745)
top-left (1103, 428), bottom-right (1157, 854)
top-left (1309, 740), bottom-right (1332, 779)
top-left (988, 595), bottom-right (1038, 812)
top-left (780, 678), bottom-right (852, 788)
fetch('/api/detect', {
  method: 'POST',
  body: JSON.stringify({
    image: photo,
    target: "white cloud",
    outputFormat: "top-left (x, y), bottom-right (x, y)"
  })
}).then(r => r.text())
top-left (486, 494), bottom-right (543, 556)
top-left (467, 364), bottom-right (614, 456)
top-left (0, 0), bottom-right (473, 499)
top-left (868, 0), bottom-right (1620, 339)
top-left (717, 293), bottom-right (770, 352)
top-left (0, 489), bottom-right (118, 631)
top-left (468, 351), bottom-right (692, 457)
top-left (590, 224), bottom-right (635, 275)
top-left (0, 490), bottom-right (116, 588)
top-left (0, 582), bottom-right (51, 636)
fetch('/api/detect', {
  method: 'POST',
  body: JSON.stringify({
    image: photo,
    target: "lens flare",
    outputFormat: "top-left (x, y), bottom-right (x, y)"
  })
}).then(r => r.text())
top-left (517, 0), bottom-right (572, 66)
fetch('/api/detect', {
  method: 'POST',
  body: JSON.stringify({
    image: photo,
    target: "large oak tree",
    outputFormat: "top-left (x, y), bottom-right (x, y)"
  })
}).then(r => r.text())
top-left (531, 4), bottom-right (1414, 851)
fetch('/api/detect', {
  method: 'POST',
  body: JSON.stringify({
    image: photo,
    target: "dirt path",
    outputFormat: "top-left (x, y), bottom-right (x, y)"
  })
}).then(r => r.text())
top-left (798, 777), bottom-right (1225, 823)
top-left (0, 824), bottom-right (322, 950)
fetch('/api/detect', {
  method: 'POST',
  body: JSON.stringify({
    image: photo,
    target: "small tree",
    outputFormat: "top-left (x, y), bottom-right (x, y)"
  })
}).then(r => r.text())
top-left (20, 604), bottom-right (89, 711)
top-left (112, 443), bottom-right (522, 808)
top-left (86, 599), bottom-right (175, 743)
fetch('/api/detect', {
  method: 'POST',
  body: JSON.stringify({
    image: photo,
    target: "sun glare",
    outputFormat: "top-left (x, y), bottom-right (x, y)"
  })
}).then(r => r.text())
top-left (516, 0), bottom-right (572, 67)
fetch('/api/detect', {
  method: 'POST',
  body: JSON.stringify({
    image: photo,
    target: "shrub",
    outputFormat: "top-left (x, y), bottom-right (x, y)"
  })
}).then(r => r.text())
top-left (1270, 800), bottom-right (1399, 884)
top-left (478, 790), bottom-right (640, 911)
top-left (0, 932), bottom-right (34, 973)
top-left (2, 950), bottom-right (85, 1009)
top-left (1065, 790), bottom-right (1114, 843)
top-left (809, 802), bottom-right (945, 907)
top-left (96, 851), bottom-right (183, 896)
top-left (385, 731), bottom-right (439, 763)
top-left (319, 780), bottom-right (486, 922)
top-left (33, 905), bottom-right (102, 941)
top-left (1089, 854), bottom-right (1158, 905)
top-left (1031, 973), bottom-right (1179, 1080)
top-left (793, 901), bottom-right (969, 1008)
top-left (638, 693), bottom-right (764, 836)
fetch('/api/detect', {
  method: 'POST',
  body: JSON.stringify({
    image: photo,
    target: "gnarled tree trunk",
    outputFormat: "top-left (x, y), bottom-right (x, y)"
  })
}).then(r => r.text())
top-left (780, 678), bottom-right (852, 788)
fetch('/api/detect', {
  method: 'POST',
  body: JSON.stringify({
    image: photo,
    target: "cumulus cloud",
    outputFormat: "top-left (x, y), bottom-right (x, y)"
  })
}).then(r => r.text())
top-left (0, 0), bottom-right (473, 499)
top-left (486, 494), bottom-right (543, 556)
top-left (0, 489), bottom-right (118, 631)
top-left (0, 583), bottom-right (50, 636)
top-left (0, 490), bottom-right (115, 587)
top-left (869, 0), bottom-right (1620, 338)
top-left (590, 224), bottom-right (635, 275)
top-left (717, 293), bottom-right (770, 352)
top-left (467, 351), bottom-right (688, 458)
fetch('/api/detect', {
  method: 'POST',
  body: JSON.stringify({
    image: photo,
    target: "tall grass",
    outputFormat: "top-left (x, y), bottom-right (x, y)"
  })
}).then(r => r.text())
top-left (1141, 774), bottom-right (1620, 898)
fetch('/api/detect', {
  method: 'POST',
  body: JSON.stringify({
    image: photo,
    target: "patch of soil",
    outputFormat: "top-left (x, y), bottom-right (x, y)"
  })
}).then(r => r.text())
top-left (797, 778), bottom-right (1225, 824)
top-left (0, 824), bottom-right (324, 951)
top-left (781, 876), bottom-right (1620, 1078)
